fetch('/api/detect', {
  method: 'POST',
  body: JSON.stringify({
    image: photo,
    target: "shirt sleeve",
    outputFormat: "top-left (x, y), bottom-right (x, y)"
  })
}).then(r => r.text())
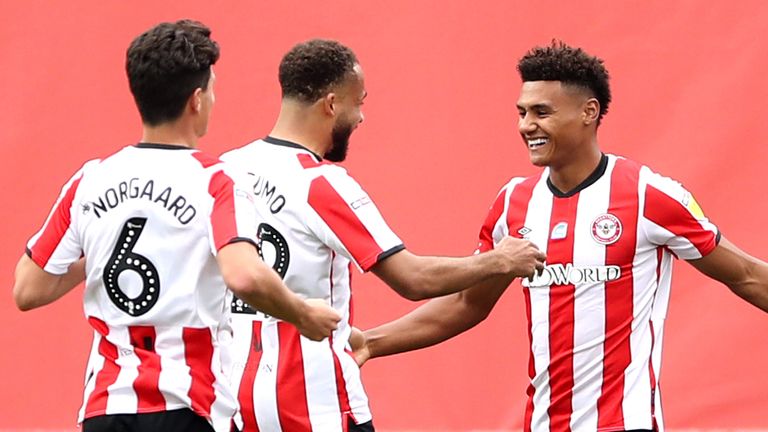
top-left (26, 161), bottom-right (97, 274)
top-left (207, 166), bottom-right (259, 254)
top-left (305, 166), bottom-right (403, 272)
top-left (642, 168), bottom-right (720, 260)
top-left (475, 185), bottom-right (510, 254)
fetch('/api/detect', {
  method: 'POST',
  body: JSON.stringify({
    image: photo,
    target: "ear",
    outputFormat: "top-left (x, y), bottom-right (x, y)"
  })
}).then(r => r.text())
top-left (583, 98), bottom-right (600, 125)
top-left (323, 93), bottom-right (337, 116)
top-left (190, 88), bottom-right (204, 113)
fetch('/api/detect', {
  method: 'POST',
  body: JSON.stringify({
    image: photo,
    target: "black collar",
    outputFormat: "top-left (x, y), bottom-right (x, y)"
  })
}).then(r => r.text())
top-left (263, 136), bottom-right (323, 161)
top-left (134, 142), bottom-right (191, 150)
top-left (547, 154), bottom-right (609, 198)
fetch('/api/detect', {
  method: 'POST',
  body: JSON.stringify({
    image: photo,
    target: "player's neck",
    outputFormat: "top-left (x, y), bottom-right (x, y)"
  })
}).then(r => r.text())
top-left (547, 146), bottom-right (603, 194)
top-left (270, 100), bottom-right (331, 158)
top-left (140, 122), bottom-right (198, 149)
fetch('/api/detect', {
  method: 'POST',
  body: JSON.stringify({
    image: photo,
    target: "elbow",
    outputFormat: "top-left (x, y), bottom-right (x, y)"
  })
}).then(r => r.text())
top-left (13, 284), bottom-right (37, 311)
top-left (395, 275), bottom-right (436, 301)
top-left (222, 268), bottom-right (264, 300)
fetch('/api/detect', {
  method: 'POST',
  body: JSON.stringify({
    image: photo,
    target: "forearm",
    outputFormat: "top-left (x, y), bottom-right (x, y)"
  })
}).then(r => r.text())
top-left (237, 266), bottom-right (310, 326)
top-left (365, 294), bottom-right (479, 359)
top-left (413, 253), bottom-right (507, 298)
top-left (726, 258), bottom-right (768, 313)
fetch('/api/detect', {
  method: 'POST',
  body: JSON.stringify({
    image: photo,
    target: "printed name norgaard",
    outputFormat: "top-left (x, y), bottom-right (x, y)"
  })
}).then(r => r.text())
top-left (90, 178), bottom-right (197, 224)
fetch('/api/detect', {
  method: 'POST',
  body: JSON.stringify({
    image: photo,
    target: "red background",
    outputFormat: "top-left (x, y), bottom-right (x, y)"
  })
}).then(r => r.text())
top-left (2, 1), bottom-right (767, 430)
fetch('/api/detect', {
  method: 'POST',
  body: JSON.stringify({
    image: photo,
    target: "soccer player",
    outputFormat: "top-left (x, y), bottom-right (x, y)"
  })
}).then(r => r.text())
top-left (351, 41), bottom-right (768, 431)
top-left (12, 20), bottom-right (340, 432)
top-left (220, 39), bottom-right (546, 432)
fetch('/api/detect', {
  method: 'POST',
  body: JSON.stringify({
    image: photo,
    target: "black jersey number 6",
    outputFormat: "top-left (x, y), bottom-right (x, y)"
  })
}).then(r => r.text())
top-left (102, 217), bottom-right (160, 316)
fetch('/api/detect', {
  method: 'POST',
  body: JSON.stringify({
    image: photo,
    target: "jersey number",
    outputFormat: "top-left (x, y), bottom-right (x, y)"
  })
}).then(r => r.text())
top-left (102, 217), bottom-right (160, 316)
top-left (231, 223), bottom-right (290, 315)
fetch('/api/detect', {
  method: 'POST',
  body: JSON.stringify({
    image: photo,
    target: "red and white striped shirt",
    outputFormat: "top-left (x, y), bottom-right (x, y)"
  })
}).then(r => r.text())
top-left (26, 143), bottom-right (258, 431)
top-left (221, 137), bottom-right (404, 431)
top-left (477, 154), bottom-right (719, 432)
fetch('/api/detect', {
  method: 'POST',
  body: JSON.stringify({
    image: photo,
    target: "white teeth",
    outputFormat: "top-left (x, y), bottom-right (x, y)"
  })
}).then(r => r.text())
top-left (528, 138), bottom-right (548, 148)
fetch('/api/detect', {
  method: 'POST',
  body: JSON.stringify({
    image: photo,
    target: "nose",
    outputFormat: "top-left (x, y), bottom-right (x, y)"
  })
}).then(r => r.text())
top-left (519, 113), bottom-right (536, 135)
top-left (358, 111), bottom-right (364, 125)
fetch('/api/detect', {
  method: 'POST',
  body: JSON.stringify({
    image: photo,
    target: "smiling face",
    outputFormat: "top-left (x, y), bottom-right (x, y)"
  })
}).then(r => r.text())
top-left (516, 80), bottom-right (598, 169)
top-left (325, 64), bottom-right (366, 162)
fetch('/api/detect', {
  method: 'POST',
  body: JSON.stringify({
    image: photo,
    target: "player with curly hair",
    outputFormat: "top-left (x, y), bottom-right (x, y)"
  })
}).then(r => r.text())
top-left (221, 39), bottom-right (546, 432)
top-left (13, 21), bottom-right (340, 432)
top-left (352, 41), bottom-right (768, 432)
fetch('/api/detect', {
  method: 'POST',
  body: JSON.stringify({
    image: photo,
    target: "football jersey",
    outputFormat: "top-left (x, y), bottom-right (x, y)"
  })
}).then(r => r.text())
top-left (220, 137), bottom-right (404, 432)
top-left (26, 143), bottom-right (259, 432)
top-left (476, 154), bottom-right (719, 432)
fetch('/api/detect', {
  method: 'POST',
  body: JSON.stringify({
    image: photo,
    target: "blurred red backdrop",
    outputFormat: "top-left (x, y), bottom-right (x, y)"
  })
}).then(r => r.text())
top-left (1, 0), bottom-right (767, 430)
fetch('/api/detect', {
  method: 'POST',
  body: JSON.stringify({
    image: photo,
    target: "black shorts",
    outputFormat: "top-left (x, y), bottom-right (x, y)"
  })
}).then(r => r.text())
top-left (349, 419), bottom-right (375, 432)
top-left (82, 408), bottom-right (214, 432)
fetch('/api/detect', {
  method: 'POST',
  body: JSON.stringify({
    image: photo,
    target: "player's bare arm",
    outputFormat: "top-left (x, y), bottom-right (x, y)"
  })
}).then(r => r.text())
top-left (216, 242), bottom-right (341, 340)
top-left (689, 237), bottom-right (768, 313)
top-left (13, 255), bottom-right (85, 311)
top-left (354, 274), bottom-right (513, 367)
top-left (370, 236), bottom-right (544, 300)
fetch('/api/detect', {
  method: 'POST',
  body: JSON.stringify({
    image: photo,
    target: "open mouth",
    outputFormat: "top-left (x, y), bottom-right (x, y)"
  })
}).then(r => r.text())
top-left (527, 137), bottom-right (548, 149)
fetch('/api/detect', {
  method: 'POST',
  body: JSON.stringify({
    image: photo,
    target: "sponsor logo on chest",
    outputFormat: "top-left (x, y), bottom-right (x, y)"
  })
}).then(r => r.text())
top-left (523, 263), bottom-right (622, 288)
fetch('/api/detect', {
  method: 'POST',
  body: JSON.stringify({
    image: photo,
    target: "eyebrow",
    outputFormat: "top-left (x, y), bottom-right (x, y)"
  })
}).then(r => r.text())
top-left (517, 103), bottom-right (551, 111)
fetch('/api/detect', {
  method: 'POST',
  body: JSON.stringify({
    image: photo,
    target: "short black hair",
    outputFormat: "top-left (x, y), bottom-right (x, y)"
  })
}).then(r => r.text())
top-left (278, 39), bottom-right (358, 103)
top-left (126, 19), bottom-right (220, 126)
top-left (517, 40), bottom-right (611, 125)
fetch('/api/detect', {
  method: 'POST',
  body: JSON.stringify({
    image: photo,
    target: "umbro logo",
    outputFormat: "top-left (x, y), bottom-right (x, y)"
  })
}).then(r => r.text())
top-left (517, 226), bottom-right (532, 237)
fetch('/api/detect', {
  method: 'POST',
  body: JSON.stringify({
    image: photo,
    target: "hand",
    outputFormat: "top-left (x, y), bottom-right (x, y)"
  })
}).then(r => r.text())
top-left (494, 236), bottom-right (546, 279)
top-left (296, 299), bottom-right (341, 341)
top-left (348, 326), bottom-right (371, 367)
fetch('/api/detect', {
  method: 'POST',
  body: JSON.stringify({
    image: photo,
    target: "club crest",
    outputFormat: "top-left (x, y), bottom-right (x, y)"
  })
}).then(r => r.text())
top-left (591, 213), bottom-right (622, 245)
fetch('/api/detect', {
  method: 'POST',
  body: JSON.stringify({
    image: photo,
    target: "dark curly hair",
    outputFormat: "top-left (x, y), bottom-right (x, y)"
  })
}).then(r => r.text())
top-left (278, 39), bottom-right (358, 103)
top-left (517, 41), bottom-right (611, 125)
top-left (126, 19), bottom-right (220, 126)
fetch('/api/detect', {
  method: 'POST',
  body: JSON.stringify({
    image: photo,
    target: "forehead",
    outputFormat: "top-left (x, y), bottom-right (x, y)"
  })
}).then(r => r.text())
top-left (338, 63), bottom-right (365, 95)
top-left (517, 80), bottom-right (581, 107)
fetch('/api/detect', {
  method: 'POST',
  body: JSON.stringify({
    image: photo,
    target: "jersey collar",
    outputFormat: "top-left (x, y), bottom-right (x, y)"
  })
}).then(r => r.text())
top-left (263, 136), bottom-right (323, 162)
top-left (547, 153), bottom-right (609, 198)
top-left (135, 142), bottom-right (192, 150)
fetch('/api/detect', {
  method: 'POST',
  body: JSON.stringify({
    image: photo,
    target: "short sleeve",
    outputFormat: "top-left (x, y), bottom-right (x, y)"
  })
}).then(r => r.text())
top-left (475, 185), bottom-right (509, 254)
top-left (306, 167), bottom-right (403, 272)
top-left (642, 169), bottom-right (719, 260)
top-left (26, 161), bottom-right (98, 274)
top-left (207, 167), bottom-right (259, 254)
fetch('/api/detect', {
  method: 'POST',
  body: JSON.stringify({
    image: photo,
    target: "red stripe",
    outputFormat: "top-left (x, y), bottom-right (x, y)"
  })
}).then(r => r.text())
top-left (644, 185), bottom-right (717, 256)
top-left (28, 176), bottom-right (82, 268)
top-left (597, 158), bottom-right (641, 429)
top-left (546, 192), bottom-right (580, 432)
top-left (347, 262), bottom-right (355, 326)
top-left (238, 321), bottom-right (263, 432)
top-left (84, 317), bottom-right (120, 418)
top-left (276, 323), bottom-right (312, 432)
top-left (193, 151), bottom-right (222, 168)
top-left (476, 187), bottom-right (508, 253)
top-left (308, 176), bottom-right (382, 271)
top-left (128, 326), bottom-right (165, 412)
top-left (183, 327), bottom-right (216, 418)
top-left (209, 170), bottom-right (239, 251)
top-left (501, 175), bottom-right (539, 431)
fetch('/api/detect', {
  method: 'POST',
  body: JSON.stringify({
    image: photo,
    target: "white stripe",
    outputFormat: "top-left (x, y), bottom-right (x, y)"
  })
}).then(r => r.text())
top-left (156, 326), bottom-right (192, 409)
top-left (78, 331), bottom-right (105, 422)
top-left (105, 327), bottom-right (138, 415)
top-left (254, 323), bottom-right (281, 432)
top-left (570, 159), bottom-right (612, 431)
top-left (302, 338), bottom-right (343, 431)
top-left (524, 174), bottom-right (553, 431)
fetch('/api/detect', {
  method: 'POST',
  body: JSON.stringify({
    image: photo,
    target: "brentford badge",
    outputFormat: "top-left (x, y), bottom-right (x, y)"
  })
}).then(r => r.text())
top-left (591, 213), bottom-right (622, 245)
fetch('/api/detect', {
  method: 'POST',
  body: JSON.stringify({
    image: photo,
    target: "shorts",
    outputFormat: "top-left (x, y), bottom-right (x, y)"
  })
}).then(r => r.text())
top-left (82, 408), bottom-right (214, 432)
top-left (350, 419), bottom-right (375, 432)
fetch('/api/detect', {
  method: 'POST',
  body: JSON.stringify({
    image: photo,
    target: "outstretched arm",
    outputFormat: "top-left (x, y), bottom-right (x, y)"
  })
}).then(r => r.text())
top-left (355, 274), bottom-right (513, 365)
top-left (370, 236), bottom-right (544, 301)
top-left (13, 254), bottom-right (86, 311)
top-left (689, 237), bottom-right (768, 313)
